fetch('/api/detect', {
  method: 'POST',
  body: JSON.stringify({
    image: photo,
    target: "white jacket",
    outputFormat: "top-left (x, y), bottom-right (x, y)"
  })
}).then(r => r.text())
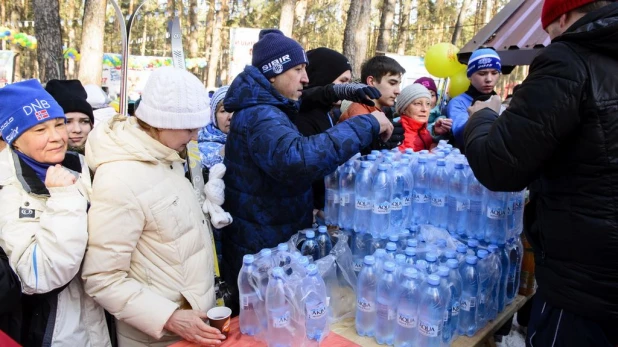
top-left (0, 147), bottom-right (110, 347)
top-left (82, 115), bottom-right (216, 341)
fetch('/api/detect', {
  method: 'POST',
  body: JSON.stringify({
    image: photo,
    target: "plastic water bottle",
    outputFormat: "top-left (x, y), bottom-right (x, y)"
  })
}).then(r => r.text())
top-left (417, 274), bottom-right (446, 347)
top-left (425, 252), bottom-right (439, 275)
top-left (276, 243), bottom-right (292, 268)
top-left (356, 255), bottom-right (378, 337)
top-left (316, 226), bottom-right (332, 260)
top-left (371, 164), bottom-right (392, 238)
top-left (443, 250), bottom-right (456, 265)
top-left (436, 266), bottom-right (454, 346)
top-left (256, 249), bottom-right (274, 302)
top-left (508, 191), bottom-right (525, 238)
top-left (385, 242), bottom-right (398, 260)
top-left (412, 156), bottom-right (431, 225)
top-left (467, 173), bottom-right (485, 240)
top-left (376, 262), bottom-right (398, 345)
top-left (324, 168), bottom-right (340, 226)
top-left (506, 237), bottom-right (523, 305)
top-left (374, 248), bottom-right (388, 276)
top-left (339, 161), bottom-right (356, 230)
top-left (487, 244), bottom-right (503, 320)
top-left (444, 259), bottom-right (462, 343)
top-left (395, 253), bottom-right (407, 281)
top-left (448, 162), bottom-right (468, 236)
top-left (394, 268), bottom-right (421, 347)
top-left (302, 264), bottom-right (329, 341)
top-left (354, 161), bottom-right (374, 234)
top-left (301, 230), bottom-right (319, 261)
top-left (429, 159), bottom-right (449, 229)
top-left (389, 234), bottom-right (400, 251)
top-left (265, 267), bottom-right (293, 347)
top-left (476, 250), bottom-right (491, 327)
top-left (467, 239), bottom-right (479, 256)
top-left (456, 245), bottom-right (468, 264)
top-left (239, 255), bottom-right (261, 336)
top-left (398, 230), bottom-right (410, 250)
top-left (484, 190), bottom-right (508, 245)
top-left (415, 259), bottom-right (429, 283)
top-left (352, 231), bottom-right (370, 275)
top-left (400, 159), bottom-right (414, 228)
top-left (405, 247), bottom-right (417, 265)
top-left (459, 255), bottom-right (479, 337)
top-left (497, 244), bottom-right (510, 313)
top-left (390, 162), bottom-right (412, 233)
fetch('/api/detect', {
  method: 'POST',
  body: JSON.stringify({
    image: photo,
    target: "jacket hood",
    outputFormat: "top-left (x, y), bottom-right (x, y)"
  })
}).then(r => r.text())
top-left (557, 2), bottom-right (618, 57)
top-left (224, 65), bottom-right (300, 115)
top-left (85, 115), bottom-right (184, 172)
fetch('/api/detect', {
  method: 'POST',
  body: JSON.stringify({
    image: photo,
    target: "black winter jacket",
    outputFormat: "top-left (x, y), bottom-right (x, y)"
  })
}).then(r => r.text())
top-left (464, 4), bottom-right (618, 327)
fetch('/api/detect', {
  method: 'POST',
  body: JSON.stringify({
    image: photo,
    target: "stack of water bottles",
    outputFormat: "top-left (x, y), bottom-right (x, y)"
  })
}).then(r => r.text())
top-left (238, 226), bottom-right (334, 346)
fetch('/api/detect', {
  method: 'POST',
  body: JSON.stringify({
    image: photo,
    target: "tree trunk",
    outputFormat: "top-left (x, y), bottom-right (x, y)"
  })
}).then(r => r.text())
top-left (484, 0), bottom-right (493, 25)
top-left (207, 0), bottom-right (225, 88)
top-left (376, 0), bottom-right (396, 54)
top-left (396, 0), bottom-right (411, 55)
top-left (78, 0), bottom-right (105, 85)
top-left (278, 0), bottom-right (295, 37)
top-left (33, 0), bottom-right (64, 82)
top-left (140, 17), bottom-right (148, 56)
top-left (451, 0), bottom-right (473, 45)
top-left (220, 0), bottom-right (230, 84)
top-left (203, 0), bottom-right (215, 83)
top-left (295, 0), bottom-right (308, 44)
top-left (342, 0), bottom-right (371, 79)
top-left (67, 0), bottom-right (77, 79)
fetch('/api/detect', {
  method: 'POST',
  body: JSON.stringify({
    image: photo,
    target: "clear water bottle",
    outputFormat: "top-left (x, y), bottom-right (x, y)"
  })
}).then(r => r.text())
top-left (239, 255), bottom-right (261, 336)
top-left (483, 190), bottom-right (508, 245)
top-left (435, 238), bottom-right (448, 261)
top-left (316, 226), bottom-right (332, 260)
top-left (466, 173), bottom-right (485, 240)
top-left (390, 161), bottom-right (412, 234)
top-left (394, 268), bottom-right (421, 347)
top-left (301, 230), bottom-right (319, 261)
top-left (415, 259), bottom-right (429, 283)
top-left (509, 191), bottom-right (525, 238)
top-left (265, 267), bottom-right (293, 347)
top-left (443, 250), bottom-right (456, 266)
top-left (400, 159), bottom-right (414, 228)
top-left (385, 242), bottom-right (398, 260)
top-left (352, 231), bottom-right (370, 275)
top-left (276, 243), bottom-right (292, 268)
top-left (448, 162), bottom-right (468, 236)
top-left (412, 156), bottom-right (431, 225)
top-left (356, 255), bottom-right (378, 337)
top-left (487, 244), bottom-right (503, 320)
top-left (324, 168), bottom-right (340, 227)
top-left (456, 245), bottom-right (468, 264)
top-left (395, 254), bottom-right (407, 281)
top-left (476, 250), bottom-right (491, 327)
top-left (444, 259), bottom-right (462, 343)
top-left (398, 230), bottom-right (410, 250)
top-left (302, 264), bottom-right (329, 341)
top-left (429, 159), bottom-right (449, 229)
top-left (354, 161), bottom-right (374, 234)
top-left (417, 274), bottom-right (447, 347)
top-left (338, 161), bottom-right (356, 230)
top-left (425, 252), bottom-right (439, 275)
top-left (497, 244), bottom-right (510, 313)
top-left (405, 247), bottom-right (417, 265)
top-left (458, 255), bottom-right (479, 337)
top-left (376, 262), bottom-right (398, 345)
top-left (505, 237), bottom-right (523, 305)
top-left (389, 234), bottom-right (400, 251)
top-left (436, 266), bottom-right (454, 346)
top-left (256, 249), bottom-right (274, 302)
top-left (371, 164), bottom-right (392, 238)
top-left (467, 239), bottom-right (479, 256)
top-left (374, 248), bottom-right (388, 276)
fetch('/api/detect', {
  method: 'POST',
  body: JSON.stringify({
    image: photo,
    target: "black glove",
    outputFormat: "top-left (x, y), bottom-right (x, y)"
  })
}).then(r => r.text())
top-left (332, 83), bottom-right (382, 106)
top-left (385, 120), bottom-right (404, 149)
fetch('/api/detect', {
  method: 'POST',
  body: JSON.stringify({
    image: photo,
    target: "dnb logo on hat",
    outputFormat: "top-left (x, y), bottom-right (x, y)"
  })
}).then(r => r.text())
top-left (23, 99), bottom-right (53, 120)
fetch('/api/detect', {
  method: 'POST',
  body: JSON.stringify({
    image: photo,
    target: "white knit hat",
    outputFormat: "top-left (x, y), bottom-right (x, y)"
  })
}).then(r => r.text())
top-left (84, 84), bottom-right (110, 109)
top-left (135, 66), bottom-right (210, 129)
top-left (396, 84), bottom-right (432, 115)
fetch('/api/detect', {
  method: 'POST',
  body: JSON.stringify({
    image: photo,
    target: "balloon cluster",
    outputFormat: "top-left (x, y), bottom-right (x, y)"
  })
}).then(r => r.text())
top-left (0, 27), bottom-right (38, 50)
top-left (103, 54), bottom-right (122, 67)
top-left (185, 58), bottom-right (207, 69)
top-left (63, 47), bottom-right (81, 61)
top-left (424, 43), bottom-right (470, 97)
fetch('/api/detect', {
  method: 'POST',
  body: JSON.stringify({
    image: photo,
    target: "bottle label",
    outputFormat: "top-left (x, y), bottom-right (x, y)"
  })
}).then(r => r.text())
top-left (452, 302), bottom-right (460, 316)
top-left (373, 201), bottom-right (390, 214)
top-left (357, 298), bottom-right (375, 313)
top-left (306, 301), bottom-right (327, 320)
top-left (353, 259), bottom-right (363, 272)
top-left (397, 313), bottom-right (417, 328)
top-left (242, 293), bottom-right (258, 308)
top-left (355, 198), bottom-right (372, 211)
top-left (273, 310), bottom-right (291, 328)
top-left (456, 200), bottom-right (468, 212)
top-left (487, 206), bottom-right (506, 220)
top-left (431, 195), bottom-right (446, 207)
top-left (377, 303), bottom-right (395, 320)
top-left (340, 194), bottom-right (351, 206)
top-left (391, 198), bottom-right (403, 211)
top-left (414, 193), bottom-right (429, 204)
top-left (403, 195), bottom-right (412, 207)
top-left (418, 319), bottom-right (439, 337)
top-left (461, 297), bottom-right (476, 311)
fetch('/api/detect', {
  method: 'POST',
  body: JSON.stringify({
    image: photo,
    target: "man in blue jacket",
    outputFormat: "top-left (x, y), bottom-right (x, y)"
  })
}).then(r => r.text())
top-left (221, 29), bottom-right (393, 312)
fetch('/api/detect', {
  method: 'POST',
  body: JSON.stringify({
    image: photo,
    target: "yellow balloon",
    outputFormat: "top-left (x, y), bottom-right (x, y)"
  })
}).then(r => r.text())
top-left (110, 100), bottom-right (120, 113)
top-left (424, 43), bottom-right (463, 78)
top-left (448, 68), bottom-right (470, 98)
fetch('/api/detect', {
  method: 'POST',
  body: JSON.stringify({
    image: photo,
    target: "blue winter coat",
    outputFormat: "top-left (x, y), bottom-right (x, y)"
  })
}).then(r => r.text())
top-left (221, 66), bottom-right (379, 289)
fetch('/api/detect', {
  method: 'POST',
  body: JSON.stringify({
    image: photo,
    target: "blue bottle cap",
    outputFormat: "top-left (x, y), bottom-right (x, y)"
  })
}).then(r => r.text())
top-left (437, 152), bottom-right (447, 159)
top-left (386, 242), bottom-right (398, 252)
top-left (318, 226), bottom-right (327, 234)
top-left (361, 161), bottom-right (372, 168)
top-left (437, 238), bottom-right (447, 247)
top-left (405, 247), bottom-right (416, 257)
top-left (465, 255), bottom-right (478, 265)
top-left (446, 259), bottom-right (459, 269)
top-left (437, 159), bottom-right (446, 166)
top-left (418, 156), bottom-right (427, 164)
top-left (468, 239), bottom-right (479, 248)
top-left (420, 150), bottom-right (429, 155)
top-left (290, 252), bottom-right (301, 261)
top-left (427, 274), bottom-right (441, 286)
top-left (272, 267), bottom-right (285, 278)
top-left (306, 264), bottom-right (318, 275)
top-left (243, 254), bottom-right (255, 264)
top-left (399, 229), bottom-right (410, 237)
top-left (455, 163), bottom-right (464, 170)
top-left (383, 261), bottom-right (396, 273)
top-left (425, 252), bottom-right (438, 262)
top-left (364, 255), bottom-right (376, 265)
top-left (260, 248), bottom-right (272, 257)
top-left (405, 148), bottom-right (414, 154)
top-left (367, 154), bottom-right (377, 161)
top-left (306, 230), bottom-right (315, 239)
top-left (277, 243), bottom-right (289, 252)
top-left (378, 164), bottom-right (389, 171)
top-left (407, 239), bottom-right (419, 248)
top-left (371, 150), bottom-right (380, 156)
top-left (299, 256), bottom-right (310, 266)
top-left (437, 266), bottom-right (449, 277)
top-left (444, 250), bottom-right (456, 259)
top-left (457, 245), bottom-right (468, 254)
top-left (345, 161), bottom-right (354, 166)
top-left (395, 254), bottom-right (406, 263)
top-left (477, 249), bottom-right (489, 259)
top-left (488, 244), bottom-right (499, 253)
top-left (403, 268), bottom-right (419, 279)
top-left (375, 249), bottom-right (387, 257)
top-left (416, 259), bottom-right (428, 269)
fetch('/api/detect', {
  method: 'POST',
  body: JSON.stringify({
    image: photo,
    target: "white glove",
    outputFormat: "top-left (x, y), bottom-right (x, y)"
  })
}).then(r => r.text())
top-left (202, 163), bottom-right (233, 228)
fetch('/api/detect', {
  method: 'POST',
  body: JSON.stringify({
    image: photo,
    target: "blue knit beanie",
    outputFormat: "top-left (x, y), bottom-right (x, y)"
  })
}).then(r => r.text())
top-left (252, 29), bottom-right (308, 79)
top-left (467, 48), bottom-right (502, 78)
top-left (0, 79), bottom-right (66, 145)
top-left (210, 85), bottom-right (229, 127)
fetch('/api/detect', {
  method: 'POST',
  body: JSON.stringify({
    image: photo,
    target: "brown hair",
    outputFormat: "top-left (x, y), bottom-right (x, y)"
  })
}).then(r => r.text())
top-left (136, 117), bottom-right (160, 137)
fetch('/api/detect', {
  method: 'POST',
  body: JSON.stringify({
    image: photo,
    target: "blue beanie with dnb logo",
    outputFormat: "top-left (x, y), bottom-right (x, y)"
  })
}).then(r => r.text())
top-left (0, 79), bottom-right (66, 145)
top-left (252, 29), bottom-right (308, 79)
top-left (467, 48), bottom-right (502, 78)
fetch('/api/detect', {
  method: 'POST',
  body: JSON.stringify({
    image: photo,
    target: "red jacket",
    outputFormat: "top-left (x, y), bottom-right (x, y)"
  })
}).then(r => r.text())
top-left (399, 115), bottom-right (434, 152)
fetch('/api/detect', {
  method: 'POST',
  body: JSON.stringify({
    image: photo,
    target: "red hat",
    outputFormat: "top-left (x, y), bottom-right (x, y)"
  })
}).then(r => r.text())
top-left (541, 0), bottom-right (595, 29)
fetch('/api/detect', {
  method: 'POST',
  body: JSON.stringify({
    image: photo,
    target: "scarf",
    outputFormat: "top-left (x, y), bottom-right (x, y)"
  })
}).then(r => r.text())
top-left (14, 150), bottom-right (54, 183)
top-left (399, 115), bottom-right (434, 152)
top-left (464, 85), bottom-right (497, 101)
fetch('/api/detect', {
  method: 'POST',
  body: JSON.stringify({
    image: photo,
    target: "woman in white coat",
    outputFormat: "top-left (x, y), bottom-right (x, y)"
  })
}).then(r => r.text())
top-left (82, 67), bottom-right (227, 347)
top-left (0, 80), bottom-right (110, 346)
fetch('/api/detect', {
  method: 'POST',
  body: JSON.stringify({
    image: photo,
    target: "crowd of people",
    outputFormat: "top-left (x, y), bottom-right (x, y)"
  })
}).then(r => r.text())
top-left (0, 0), bottom-right (617, 346)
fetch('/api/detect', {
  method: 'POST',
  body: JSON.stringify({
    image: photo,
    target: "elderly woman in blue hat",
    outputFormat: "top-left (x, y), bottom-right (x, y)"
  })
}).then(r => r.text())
top-left (198, 85), bottom-right (232, 169)
top-left (0, 79), bottom-right (110, 346)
